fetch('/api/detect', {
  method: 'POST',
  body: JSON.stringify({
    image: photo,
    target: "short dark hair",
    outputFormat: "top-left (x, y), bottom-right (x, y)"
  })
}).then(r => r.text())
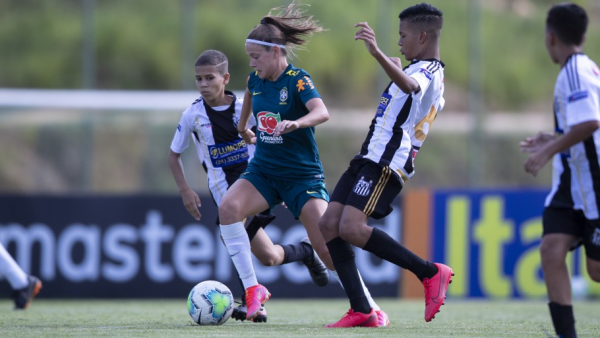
top-left (546, 3), bottom-right (587, 45)
top-left (399, 3), bottom-right (443, 31)
top-left (195, 50), bottom-right (228, 74)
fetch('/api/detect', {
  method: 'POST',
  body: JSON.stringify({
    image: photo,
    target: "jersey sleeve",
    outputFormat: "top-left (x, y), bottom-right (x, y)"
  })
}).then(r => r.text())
top-left (170, 110), bottom-right (192, 154)
top-left (565, 71), bottom-right (600, 127)
top-left (294, 71), bottom-right (321, 105)
top-left (410, 66), bottom-right (434, 102)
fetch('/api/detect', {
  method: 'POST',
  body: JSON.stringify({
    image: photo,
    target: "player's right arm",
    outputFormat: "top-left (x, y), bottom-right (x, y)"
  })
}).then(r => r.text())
top-left (168, 111), bottom-right (201, 220)
top-left (168, 150), bottom-right (201, 220)
top-left (354, 22), bottom-right (419, 94)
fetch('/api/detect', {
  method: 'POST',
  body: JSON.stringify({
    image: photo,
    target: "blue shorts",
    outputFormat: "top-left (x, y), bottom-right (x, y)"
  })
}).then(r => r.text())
top-left (239, 168), bottom-right (329, 219)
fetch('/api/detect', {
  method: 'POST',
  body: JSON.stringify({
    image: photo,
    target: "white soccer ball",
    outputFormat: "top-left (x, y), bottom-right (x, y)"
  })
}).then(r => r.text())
top-left (571, 275), bottom-right (590, 300)
top-left (187, 280), bottom-right (234, 325)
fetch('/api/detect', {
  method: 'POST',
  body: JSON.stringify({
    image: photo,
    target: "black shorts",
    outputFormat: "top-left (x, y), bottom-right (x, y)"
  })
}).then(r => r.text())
top-left (543, 207), bottom-right (600, 261)
top-left (330, 158), bottom-right (402, 219)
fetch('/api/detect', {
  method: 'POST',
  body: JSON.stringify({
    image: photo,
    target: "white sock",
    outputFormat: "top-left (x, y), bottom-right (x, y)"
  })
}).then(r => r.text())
top-left (0, 244), bottom-right (28, 290)
top-left (220, 222), bottom-right (257, 290)
top-left (331, 269), bottom-right (380, 311)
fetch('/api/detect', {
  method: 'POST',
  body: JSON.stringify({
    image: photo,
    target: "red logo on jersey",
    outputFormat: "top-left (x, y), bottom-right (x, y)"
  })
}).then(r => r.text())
top-left (257, 111), bottom-right (281, 134)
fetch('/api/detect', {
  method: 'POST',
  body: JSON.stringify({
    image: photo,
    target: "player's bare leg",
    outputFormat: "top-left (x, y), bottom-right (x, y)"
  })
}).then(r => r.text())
top-left (299, 198), bottom-right (333, 269)
top-left (541, 233), bottom-right (577, 338)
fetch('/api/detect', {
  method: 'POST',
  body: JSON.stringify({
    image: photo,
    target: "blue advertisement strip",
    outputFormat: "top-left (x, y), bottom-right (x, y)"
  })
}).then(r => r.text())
top-left (431, 189), bottom-right (600, 298)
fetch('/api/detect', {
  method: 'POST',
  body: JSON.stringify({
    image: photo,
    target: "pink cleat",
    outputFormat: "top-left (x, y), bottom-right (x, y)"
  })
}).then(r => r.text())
top-left (422, 263), bottom-right (454, 322)
top-left (376, 310), bottom-right (390, 327)
top-left (325, 308), bottom-right (378, 328)
top-left (244, 284), bottom-right (271, 320)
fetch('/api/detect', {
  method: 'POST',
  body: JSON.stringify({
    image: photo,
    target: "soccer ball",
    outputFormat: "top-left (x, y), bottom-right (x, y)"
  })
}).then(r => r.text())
top-left (571, 275), bottom-right (590, 300)
top-left (187, 280), bottom-right (234, 325)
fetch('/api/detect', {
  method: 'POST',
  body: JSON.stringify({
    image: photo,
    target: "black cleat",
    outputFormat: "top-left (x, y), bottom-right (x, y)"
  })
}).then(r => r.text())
top-left (13, 275), bottom-right (42, 310)
top-left (301, 237), bottom-right (329, 287)
top-left (231, 299), bottom-right (267, 323)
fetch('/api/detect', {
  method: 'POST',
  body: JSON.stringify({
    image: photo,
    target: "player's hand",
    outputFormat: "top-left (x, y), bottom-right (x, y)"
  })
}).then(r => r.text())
top-left (181, 188), bottom-right (202, 220)
top-left (274, 120), bottom-right (299, 137)
top-left (354, 22), bottom-right (379, 55)
top-left (524, 150), bottom-right (552, 177)
top-left (240, 129), bottom-right (257, 145)
top-left (389, 57), bottom-right (402, 68)
top-left (520, 132), bottom-right (555, 153)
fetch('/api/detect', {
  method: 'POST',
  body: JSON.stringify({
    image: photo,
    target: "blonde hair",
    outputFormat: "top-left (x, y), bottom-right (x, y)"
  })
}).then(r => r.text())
top-left (247, 1), bottom-right (324, 59)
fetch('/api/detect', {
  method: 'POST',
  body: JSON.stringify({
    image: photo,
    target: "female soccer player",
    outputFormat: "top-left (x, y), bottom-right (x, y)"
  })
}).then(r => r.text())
top-left (217, 2), bottom-right (387, 325)
top-left (168, 49), bottom-right (329, 323)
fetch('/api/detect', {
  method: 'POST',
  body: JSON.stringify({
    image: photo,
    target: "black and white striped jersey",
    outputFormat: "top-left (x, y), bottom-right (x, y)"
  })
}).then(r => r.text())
top-left (355, 59), bottom-right (445, 183)
top-left (546, 53), bottom-right (600, 219)
top-left (170, 91), bottom-right (256, 206)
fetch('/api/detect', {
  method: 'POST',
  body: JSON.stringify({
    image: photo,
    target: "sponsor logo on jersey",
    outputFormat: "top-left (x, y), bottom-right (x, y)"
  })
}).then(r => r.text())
top-left (353, 176), bottom-right (373, 197)
top-left (280, 87), bottom-right (288, 102)
top-left (592, 228), bottom-right (600, 246)
top-left (376, 92), bottom-right (392, 117)
top-left (593, 66), bottom-right (600, 77)
top-left (259, 133), bottom-right (283, 144)
top-left (420, 68), bottom-right (432, 80)
top-left (286, 69), bottom-right (300, 76)
top-left (296, 76), bottom-right (315, 92)
top-left (177, 124), bottom-right (182, 132)
top-left (303, 76), bottom-right (314, 89)
top-left (257, 111), bottom-right (281, 135)
top-left (252, 91), bottom-right (261, 96)
top-left (207, 138), bottom-right (249, 168)
top-left (296, 79), bottom-right (307, 92)
top-left (568, 90), bottom-right (589, 103)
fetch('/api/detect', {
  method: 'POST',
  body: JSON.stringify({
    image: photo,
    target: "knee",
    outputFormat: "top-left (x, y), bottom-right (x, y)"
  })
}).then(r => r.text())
top-left (338, 221), bottom-right (361, 244)
top-left (218, 197), bottom-right (241, 223)
top-left (539, 238), bottom-right (566, 266)
top-left (318, 213), bottom-right (337, 233)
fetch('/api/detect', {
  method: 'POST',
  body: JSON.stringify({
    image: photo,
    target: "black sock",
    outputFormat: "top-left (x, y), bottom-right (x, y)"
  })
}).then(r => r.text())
top-left (549, 302), bottom-right (577, 338)
top-left (326, 237), bottom-right (370, 314)
top-left (281, 242), bottom-right (312, 264)
top-left (363, 227), bottom-right (437, 281)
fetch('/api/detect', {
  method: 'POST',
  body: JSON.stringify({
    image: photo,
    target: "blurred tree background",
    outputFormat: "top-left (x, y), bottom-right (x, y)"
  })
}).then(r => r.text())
top-left (1, 0), bottom-right (599, 194)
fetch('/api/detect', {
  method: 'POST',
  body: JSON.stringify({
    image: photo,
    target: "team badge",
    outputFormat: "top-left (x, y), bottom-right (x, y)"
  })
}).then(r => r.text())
top-left (280, 87), bottom-right (288, 102)
top-left (353, 176), bottom-right (373, 197)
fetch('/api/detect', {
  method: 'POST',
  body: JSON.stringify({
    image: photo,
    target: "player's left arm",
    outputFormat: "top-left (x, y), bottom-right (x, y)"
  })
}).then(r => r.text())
top-left (354, 22), bottom-right (419, 94)
top-left (524, 119), bottom-right (600, 176)
top-left (274, 98), bottom-right (329, 136)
